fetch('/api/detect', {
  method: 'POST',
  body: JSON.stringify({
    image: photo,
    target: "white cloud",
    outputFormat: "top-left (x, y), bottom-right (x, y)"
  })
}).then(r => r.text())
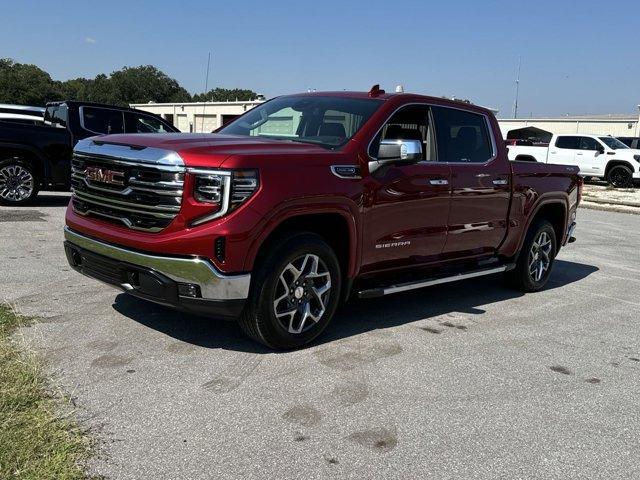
top-left (85, 37), bottom-right (96, 44)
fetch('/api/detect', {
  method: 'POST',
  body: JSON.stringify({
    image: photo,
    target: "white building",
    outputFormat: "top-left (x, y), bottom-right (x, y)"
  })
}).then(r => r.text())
top-left (498, 110), bottom-right (640, 140)
top-left (130, 100), bottom-right (265, 133)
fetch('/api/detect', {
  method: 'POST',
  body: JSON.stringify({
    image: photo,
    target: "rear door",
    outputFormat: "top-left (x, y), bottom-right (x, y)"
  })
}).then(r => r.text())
top-left (431, 105), bottom-right (511, 258)
top-left (548, 136), bottom-right (579, 166)
top-left (361, 104), bottom-right (451, 273)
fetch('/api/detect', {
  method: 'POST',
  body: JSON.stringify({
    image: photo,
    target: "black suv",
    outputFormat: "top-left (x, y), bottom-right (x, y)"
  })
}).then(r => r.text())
top-left (617, 137), bottom-right (640, 149)
top-left (0, 101), bottom-right (179, 205)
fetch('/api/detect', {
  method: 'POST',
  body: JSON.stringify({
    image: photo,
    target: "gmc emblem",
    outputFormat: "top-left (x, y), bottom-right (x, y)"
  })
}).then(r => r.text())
top-left (85, 166), bottom-right (125, 186)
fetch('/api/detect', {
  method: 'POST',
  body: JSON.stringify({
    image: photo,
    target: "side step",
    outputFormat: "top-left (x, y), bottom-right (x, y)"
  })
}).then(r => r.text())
top-left (357, 264), bottom-right (515, 299)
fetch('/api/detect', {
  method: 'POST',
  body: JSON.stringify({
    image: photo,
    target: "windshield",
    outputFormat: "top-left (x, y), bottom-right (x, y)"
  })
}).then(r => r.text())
top-left (44, 105), bottom-right (68, 128)
top-left (599, 136), bottom-right (629, 150)
top-left (218, 96), bottom-right (383, 148)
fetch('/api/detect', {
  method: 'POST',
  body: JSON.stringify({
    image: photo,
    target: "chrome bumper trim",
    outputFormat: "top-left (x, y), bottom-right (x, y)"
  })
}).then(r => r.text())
top-left (63, 227), bottom-right (250, 300)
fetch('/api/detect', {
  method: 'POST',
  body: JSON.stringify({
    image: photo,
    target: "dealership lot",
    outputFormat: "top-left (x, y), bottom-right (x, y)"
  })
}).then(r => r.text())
top-left (1, 194), bottom-right (639, 479)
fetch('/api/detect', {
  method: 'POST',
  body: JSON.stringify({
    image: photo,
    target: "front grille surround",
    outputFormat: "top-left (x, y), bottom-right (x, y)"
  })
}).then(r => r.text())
top-left (71, 149), bottom-right (185, 232)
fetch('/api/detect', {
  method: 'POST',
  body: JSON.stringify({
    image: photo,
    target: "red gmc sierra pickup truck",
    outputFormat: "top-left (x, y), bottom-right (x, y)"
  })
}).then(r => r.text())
top-left (64, 86), bottom-right (580, 349)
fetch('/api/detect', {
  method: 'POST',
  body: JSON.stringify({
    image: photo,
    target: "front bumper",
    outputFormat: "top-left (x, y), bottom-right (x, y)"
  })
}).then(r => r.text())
top-left (63, 227), bottom-right (250, 319)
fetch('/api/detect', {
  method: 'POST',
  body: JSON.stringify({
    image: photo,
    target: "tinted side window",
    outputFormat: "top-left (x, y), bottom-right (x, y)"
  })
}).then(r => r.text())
top-left (82, 107), bottom-right (124, 134)
top-left (432, 106), bottom-right (493, 163)
top-left (555, 136), bottom-right (579, 149)
top-left (128, 113), bottom-right (173, 133)
top-left (578, 137), bottom-right (599, 150)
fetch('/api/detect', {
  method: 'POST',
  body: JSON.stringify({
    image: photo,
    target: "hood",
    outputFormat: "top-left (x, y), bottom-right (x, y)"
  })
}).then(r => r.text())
top-left (84, 133), bottom-right (336, 168)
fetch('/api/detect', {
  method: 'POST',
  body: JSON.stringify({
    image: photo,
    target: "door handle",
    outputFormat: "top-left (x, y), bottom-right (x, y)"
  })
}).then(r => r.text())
top-left (492, 179), bottom-right (508, 185)
top-left (576, 152), bottom-right (583, 156)
top-left (475, 173), bottom-right (490, 178)
top-left (429, 179), bottom-right (449, 185)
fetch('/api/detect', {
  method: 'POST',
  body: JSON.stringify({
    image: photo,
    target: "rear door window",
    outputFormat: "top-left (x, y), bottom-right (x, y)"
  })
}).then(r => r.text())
top-left (432, 106), bottom-right (493, 163)
top-left (578, 137), bottom-right (600, 150)
top-left (81, 107), bottom-right (125, 135)
top-left (555, 136), bottom-right (579, 149)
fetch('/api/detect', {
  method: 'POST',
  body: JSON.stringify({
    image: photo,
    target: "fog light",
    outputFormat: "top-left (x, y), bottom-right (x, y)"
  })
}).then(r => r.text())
top-left (71, 250), bottom-right (82, 266)
top-left (178, 283), bottom-right (201, 298)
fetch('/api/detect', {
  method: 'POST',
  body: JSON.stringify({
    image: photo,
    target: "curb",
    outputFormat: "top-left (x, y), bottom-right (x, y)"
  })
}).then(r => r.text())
top-left (580, 201), bottom-right (640, 215)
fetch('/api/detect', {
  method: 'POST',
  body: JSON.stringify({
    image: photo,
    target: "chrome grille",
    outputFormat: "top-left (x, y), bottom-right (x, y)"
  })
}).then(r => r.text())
top-left (71, 153), bottom-right (185, 232)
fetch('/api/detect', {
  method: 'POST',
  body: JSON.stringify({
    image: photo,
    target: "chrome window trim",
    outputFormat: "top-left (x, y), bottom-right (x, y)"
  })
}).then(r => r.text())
top-left (79, 105), bottom-right (126, 136)
top-left (366, 102), bottom-right (498, 167)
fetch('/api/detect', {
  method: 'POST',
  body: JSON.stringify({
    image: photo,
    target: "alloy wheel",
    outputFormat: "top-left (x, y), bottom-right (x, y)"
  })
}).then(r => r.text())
top-left (0, 164), bottom-right (34, 202)
top-left (272, 254), bottom-right (332, 334)
top-left (528, 231), bottom-right (553, 282)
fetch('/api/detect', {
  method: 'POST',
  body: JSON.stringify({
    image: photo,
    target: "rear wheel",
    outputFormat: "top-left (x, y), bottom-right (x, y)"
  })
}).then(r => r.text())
top-left (238, 232), bottom-right (342, 350)
top-left (607, 164), bottom-right (633, 188)
top-left (505, 220), bottom-right (557, 292)
top-left (0, 159), bottom-right (39, 205)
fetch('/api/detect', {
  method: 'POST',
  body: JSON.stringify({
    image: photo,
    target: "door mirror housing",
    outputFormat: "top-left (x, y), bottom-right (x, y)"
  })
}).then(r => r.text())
top-left (377, 139), bottom-right (422, 163)
top-left (369, 139), bottom-right (422, 173)
top-left (596, 145), bottom-right (605, 154)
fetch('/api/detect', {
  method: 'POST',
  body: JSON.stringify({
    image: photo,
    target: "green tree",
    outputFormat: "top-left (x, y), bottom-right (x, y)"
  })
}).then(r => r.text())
top-left (106, 65), bottom-right (192, 106)
top-left (192, 88), bottom-right (258, 102)
top-left (0, 58), bottom-right (62, 106)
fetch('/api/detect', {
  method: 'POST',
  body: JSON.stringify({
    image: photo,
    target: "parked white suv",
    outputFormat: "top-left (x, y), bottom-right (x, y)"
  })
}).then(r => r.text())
top-left (507, 134), bottom-right (640, 187)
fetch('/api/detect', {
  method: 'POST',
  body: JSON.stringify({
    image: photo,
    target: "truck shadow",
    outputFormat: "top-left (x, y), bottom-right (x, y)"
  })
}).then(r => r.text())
top-left (29, 193), bottom-right (71, 207)
top-left (112, 259), bottom-right (598, 354)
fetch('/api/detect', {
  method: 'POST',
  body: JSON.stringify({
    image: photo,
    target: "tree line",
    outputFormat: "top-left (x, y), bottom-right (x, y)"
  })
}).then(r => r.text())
top-left (0, 58), bottom-right (259, 107)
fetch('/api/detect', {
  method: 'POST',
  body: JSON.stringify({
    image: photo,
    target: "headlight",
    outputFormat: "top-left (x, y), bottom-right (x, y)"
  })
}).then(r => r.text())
top-left (187, 168), bottom-right (259, 226)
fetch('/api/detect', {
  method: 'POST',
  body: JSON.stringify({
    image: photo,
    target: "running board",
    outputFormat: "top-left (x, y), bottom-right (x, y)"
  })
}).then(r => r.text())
top-left (357, 264), bottom-right (515, 299)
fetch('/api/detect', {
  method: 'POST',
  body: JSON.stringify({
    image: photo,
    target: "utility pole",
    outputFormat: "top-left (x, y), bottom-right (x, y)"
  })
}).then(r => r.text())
top-left (201, 52), bottom-right (211, 133)
top-left (513, 56), bottom-right (521, 119)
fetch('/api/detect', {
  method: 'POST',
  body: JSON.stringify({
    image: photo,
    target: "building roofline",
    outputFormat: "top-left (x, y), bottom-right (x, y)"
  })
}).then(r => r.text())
top-left (498, 117), bottom-right (638, 122)
top-left (130, 100), bottom-right (265, 107)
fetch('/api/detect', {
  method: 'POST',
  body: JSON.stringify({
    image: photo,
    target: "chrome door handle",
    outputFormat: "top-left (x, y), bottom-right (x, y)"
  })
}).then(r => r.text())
top-left (475, 173), bottom-right (490, 178)
top-left (429, 179), bottom-right (449, 185)
top-left (492, 179), bottom-right (508, 185)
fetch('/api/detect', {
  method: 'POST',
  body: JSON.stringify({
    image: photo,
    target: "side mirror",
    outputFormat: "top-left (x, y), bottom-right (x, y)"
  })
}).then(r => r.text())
top-left (377, 139), bottom-right (422, 163)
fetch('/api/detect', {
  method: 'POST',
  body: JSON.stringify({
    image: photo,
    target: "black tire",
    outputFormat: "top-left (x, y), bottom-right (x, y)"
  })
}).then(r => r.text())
top-left (0, 158), bottom-right (39, 205)
top-left (238, 232), bottom-right (342, 350)
top-left (505, 220), bottom-right (557, 292)
top-left (607, 164), bottom-right (633, 188)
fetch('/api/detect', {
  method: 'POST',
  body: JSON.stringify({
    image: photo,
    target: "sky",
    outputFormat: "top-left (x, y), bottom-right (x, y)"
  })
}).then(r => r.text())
top-left (1, 0), bottom-right (639, 117)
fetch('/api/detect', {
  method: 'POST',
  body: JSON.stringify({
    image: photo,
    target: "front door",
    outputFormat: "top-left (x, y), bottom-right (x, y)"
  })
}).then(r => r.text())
top-left (431, 106), bottom-right (511, 258)
top-left (576, 136), bottom-right (603, 176)
top-left (361, 104), bottom-right (451, 273)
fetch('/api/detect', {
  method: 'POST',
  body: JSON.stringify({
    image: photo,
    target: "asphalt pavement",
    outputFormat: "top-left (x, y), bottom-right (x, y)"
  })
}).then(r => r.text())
top-left (1, 193), bottom-right (639, 480)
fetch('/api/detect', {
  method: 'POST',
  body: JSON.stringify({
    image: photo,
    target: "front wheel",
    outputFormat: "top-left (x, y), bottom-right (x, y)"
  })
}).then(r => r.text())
top-left (238, 232), bottom-right (342, 350)
top-left (607, 164), bottom-right (633, 188)
top-left (0, 159), bottom-right (39, 205)
top-left (505, 220), bottom-right (557, 292)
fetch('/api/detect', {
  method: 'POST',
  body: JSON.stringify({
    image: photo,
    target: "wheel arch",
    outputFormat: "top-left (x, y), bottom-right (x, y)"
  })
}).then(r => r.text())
top-left (0, 143), bottom-right (49, 181)
top-left (516, 197), bottom-right (568, 257)
top-left (245, 208), bottom-right (358, 280)
top-left (605, 160), bottom-right (634, 178)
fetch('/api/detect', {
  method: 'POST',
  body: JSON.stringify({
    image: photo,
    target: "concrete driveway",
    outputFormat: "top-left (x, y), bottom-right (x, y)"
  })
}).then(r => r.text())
top-left (1, 193), bottom-right (639, 479)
